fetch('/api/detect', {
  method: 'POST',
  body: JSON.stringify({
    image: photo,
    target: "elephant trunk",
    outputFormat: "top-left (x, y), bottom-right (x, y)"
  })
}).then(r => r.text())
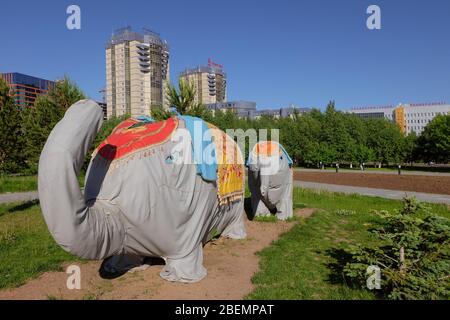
top-left (38, 100), bottom-right (124, 260)
top-left (259, 173), bottom-right (270, 198)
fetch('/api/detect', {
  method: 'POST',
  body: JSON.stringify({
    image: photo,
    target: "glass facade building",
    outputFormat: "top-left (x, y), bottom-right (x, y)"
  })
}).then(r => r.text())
top-left (0, 72), bottom-right (55, 108)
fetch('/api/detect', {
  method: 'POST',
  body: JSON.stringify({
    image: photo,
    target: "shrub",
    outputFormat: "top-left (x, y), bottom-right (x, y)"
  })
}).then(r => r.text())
top-left (343, 197), bottom-right (450, 300)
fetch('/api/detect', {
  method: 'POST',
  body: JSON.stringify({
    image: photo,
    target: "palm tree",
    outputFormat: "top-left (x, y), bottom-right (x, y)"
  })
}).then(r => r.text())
top-left (166, 78), bottom-right (199, 115)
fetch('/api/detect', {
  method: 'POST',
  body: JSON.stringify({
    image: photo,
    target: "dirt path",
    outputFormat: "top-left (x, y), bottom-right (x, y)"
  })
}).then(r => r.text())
top-left (294, 171), bottom-right (450, 195)
top-left (0, 208), bottom-right (314, 300)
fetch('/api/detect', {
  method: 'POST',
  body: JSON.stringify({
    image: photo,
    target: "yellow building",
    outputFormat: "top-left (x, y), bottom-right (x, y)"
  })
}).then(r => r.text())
top-left (179, 62), bottom-right (226, 105)
top-left (394, 105), bottom-right (406, 133)
top-left (106, 27), bottom-right (170, 118)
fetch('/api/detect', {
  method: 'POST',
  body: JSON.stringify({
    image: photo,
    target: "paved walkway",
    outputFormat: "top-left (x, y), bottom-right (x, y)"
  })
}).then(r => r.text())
top-left (295, 168), bottom-right (450, 177)
top-left (0, 191), bottom-right (39, 204)
top-left (295, 181), bottom-right (450, 204)
top-left (1, 182), bottom-right (449, 205)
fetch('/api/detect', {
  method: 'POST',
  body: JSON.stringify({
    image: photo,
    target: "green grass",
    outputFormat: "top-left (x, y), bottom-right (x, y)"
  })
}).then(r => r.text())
top-left (246, 188), bottom-right (450, 300)
top-left (0, 200), bottom-right (78, 289)
top-left (0, 176), bottom-right (38, 194)
top-left (0, 174), bottom-right (85, 194)
top-left (1, 186), bottom-right (448, 297)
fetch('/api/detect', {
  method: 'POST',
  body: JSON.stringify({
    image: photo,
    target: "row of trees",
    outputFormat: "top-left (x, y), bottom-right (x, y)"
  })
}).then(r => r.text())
top-left (0, 77), bottom-right (85, 174)
top-left (0, 77), bottom-right (449, 174)
top-left (165, 79), bottom-right (449, 167)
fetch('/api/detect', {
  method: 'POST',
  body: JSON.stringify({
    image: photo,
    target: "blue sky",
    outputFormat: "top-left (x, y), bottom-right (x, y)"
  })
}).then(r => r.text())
top-left (1, 0), bottom-right (449, 110)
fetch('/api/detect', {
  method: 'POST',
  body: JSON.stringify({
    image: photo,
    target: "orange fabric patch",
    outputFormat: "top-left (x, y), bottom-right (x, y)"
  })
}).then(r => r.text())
top-left (255, 141), bottom-right (281, 157)
top-left (96, 117), bottom-right (178, 161)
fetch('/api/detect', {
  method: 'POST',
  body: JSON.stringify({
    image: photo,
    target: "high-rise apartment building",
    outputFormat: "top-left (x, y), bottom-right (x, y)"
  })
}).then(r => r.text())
top-left (350, 102), bottom-right (450, 135)
top-left (106, 27), bottom-right (170, 118)
top-left (0, 72), bottom-right (54, 108)
top-left (179, 59), bottom-right (226, 105)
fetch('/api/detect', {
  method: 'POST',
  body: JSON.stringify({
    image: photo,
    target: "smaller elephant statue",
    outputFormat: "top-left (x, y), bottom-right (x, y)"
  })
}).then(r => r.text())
top-left (247, 141), bottom-right (293, 220)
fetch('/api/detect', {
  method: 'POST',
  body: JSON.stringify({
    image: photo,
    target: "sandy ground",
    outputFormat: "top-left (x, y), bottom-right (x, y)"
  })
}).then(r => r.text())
top-left (0, 208), bottom-right (314, 300)
top-left (294, 171), bottom-right (450, 195)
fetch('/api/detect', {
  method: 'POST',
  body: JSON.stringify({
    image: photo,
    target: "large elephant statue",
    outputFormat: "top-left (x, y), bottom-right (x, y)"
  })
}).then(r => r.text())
top-left (247, 141), bottom-right (293, 220)
top-left (38, 100), bottom-right (246, 283)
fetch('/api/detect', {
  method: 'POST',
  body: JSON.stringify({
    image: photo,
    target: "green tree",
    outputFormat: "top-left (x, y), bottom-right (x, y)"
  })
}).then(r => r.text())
top-left (151, 105), bottom-right (173, 121)
top-left (366, 118), bottom-right (404, 165)
top-left (354, 144), bottom-right (374, 165)
top-left (48, 76), bottom-right (85, 110)
top-left (415, 114), bottom-right (450, 163)
top-left (402, 132), bottom-right (418, 164)
top-left (166, 78), bottom-right (201, 115)
top-left (23, 77), bottom-right (85, 172)
top-left (185, 103), bottom-right (213, 122)
top-left (307, 142), bottom-right (337, 167)
top-left (0, 78), bottom-right (26, 173)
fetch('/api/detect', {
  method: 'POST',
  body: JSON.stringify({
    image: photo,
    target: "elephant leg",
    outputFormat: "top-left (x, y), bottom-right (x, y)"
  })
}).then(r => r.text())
top-left (160, 244), bottom-right (207, 283)
top-left (221, 200), bottom-right (247, 239)
top-left (276, 192), bottom-right (293, 221)
top-left (251, 191), bottom-right (271, 217)
top-left (273, 181), bottom-right (293, 221)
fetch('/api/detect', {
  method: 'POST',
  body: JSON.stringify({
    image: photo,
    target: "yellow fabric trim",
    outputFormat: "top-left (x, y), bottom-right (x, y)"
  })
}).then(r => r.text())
top-left (206, 123), bottom-right (245, 205)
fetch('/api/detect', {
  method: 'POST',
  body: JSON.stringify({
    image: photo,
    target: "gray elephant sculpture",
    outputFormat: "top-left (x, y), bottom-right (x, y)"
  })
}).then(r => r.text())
top-left (38, 100), bottom-right (246, 283)
top-left (247, 141), bottom-right (293, 220)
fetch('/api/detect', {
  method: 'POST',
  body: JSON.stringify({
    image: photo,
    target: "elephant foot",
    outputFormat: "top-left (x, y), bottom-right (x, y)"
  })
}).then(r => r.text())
top-left (252, 199), bottom-right (271, 218)
top-left (100, 254), bottom-right (146, 279)
top-left (222, 213), bottom-right (247, 239)
top-left (275, 198), bottom-right (294, 221)
top-left (160, 245), bottom-right (207, 283)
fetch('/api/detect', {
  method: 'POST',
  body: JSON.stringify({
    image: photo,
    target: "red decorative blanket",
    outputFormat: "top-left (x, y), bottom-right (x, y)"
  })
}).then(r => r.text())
top-left (95, 117), bottom-right (179, 161)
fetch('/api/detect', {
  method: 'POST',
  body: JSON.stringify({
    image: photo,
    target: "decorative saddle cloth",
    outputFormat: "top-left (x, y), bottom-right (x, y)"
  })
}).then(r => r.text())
top-left (248, 141), bottom-right (294, 166)
top-left (206, 122), bottom-right (245, 205)
top-left (93, 116), bottom-right (244, 205)
top-left (95, 117), bottom-right (179, 161)
top-left (254, 141), bottom-right (281, 157)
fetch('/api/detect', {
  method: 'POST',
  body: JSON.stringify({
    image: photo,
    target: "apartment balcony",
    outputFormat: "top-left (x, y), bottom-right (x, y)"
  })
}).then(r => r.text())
top-left (136, 43), bottom-right (150, 50)
top-left (139, 56), bottom-right (150, 63)
top-left (140, 64), bottom-right (151, 70)
top-left (137, 48), bottom-right (150, 56)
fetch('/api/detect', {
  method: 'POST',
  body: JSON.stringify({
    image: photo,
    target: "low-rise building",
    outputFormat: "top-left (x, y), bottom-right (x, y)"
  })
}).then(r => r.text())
top-left (254, 105), bottom-right (311, 119)
top-left (206, 101), bottom-right (311, 119)
top-left (0, 72), bottom-right (55, 108)
top-left (349, 102), bottom-right (450, 135)
top-left (206, 100), bottom-right (255, 117)
top-left (349, 105), bottom-right (395, 121)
